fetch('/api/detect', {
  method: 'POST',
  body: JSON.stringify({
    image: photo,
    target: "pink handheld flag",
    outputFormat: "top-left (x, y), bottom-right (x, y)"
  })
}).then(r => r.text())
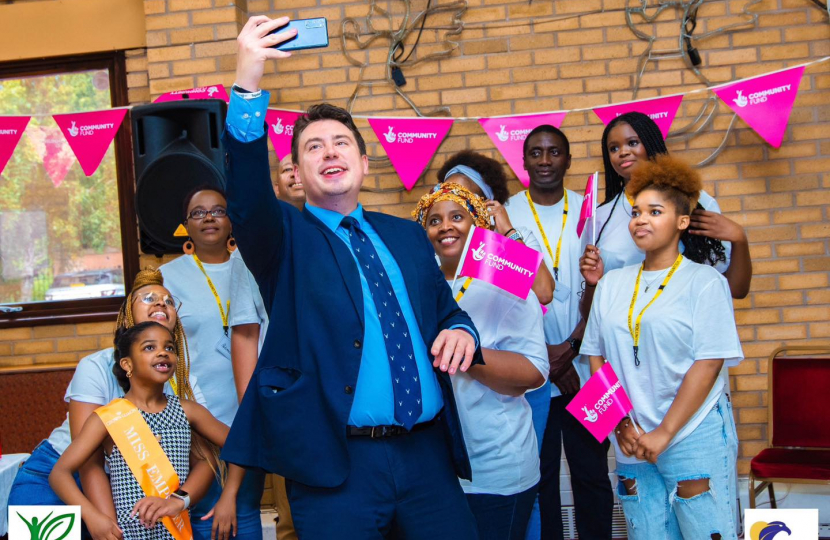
top-left (456, 226), bottom-right (543, 300)
top-left (566, 363), bottom-right (634, 443)
top-left (576, 172), bottom-right (598, 244)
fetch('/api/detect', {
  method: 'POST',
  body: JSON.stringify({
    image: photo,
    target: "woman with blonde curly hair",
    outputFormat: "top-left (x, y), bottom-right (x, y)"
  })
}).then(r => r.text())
top-left (414, 183), bottom-right (548, 540)
top-left (580, 155), bottom-right (744, 540)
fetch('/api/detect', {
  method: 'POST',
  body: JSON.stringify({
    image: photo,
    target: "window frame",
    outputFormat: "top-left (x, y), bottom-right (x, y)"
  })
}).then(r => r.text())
top-left (0, 51), bottom-right (139, 328)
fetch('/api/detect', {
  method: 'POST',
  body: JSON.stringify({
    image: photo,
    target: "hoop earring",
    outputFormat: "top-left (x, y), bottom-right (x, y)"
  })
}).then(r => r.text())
top-left (126, 370), bottom-right (133, 378)
top-left (183, 238), bottom-right (195, 255)
top-left (227, 235), bottom-right (237, 253)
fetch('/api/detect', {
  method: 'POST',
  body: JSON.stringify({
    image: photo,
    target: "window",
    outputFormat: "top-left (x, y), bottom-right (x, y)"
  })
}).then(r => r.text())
top-left (0, 52), bottom-right (139, 327)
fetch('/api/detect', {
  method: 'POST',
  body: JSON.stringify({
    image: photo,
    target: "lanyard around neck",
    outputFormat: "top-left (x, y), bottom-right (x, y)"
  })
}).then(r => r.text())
top-left (526, 190), bottom-right (568, 281)
top-left (627, 254), bottom-right (683, 367)
top-left (192, 254), bottom-right (230, 335)
top-left (455, 277), bottom-right (474, 303)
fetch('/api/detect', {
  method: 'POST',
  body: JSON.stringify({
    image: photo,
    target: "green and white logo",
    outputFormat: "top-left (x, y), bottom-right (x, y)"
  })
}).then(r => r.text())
top-left (8, 506), bottom-right (81, 540)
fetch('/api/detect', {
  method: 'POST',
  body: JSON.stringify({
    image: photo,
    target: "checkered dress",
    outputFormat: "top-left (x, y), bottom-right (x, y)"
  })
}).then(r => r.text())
top-left (106, 395), bottom-right (191, 540)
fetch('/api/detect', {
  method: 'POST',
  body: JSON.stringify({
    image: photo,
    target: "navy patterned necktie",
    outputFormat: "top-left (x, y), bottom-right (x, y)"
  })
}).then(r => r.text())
top-left (341, 216), bottom-right (423, 429)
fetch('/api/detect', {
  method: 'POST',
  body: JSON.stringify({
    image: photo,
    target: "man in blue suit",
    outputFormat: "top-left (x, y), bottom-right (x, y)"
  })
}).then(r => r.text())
top-left (221, 15), bottom-right (482, 539)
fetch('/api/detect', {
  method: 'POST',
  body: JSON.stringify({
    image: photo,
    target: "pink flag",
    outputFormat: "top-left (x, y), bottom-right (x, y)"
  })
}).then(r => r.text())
top-left (479, 113), bottom-right (567, 187)
top-left (53, 109), bottom-right (127, 176)
top-left (592, 94), bottom-right (684, 139)
top-left (265, 109), bottom-right (303, 160)
top-left (456, 226), bottom-right (543, 300)
top-left (712, 66), bottom-right (805, 148)
top-left (576, 172), bottom-right (598, 242)
top-left (368, 117), bottom-right (454, 191)
top-left (566, 363), bottom-right (634, 443)
top-left (27, 125), bottom-right (76, 187)
top-left (0, 116), bottom-right (30, 178)
top-left (154, 85), bottom-right (229, 103)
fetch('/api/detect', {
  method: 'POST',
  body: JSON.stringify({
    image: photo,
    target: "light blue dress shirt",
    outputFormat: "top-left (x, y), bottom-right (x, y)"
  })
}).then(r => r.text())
top-left (226, 89), bottom-right (479, 426)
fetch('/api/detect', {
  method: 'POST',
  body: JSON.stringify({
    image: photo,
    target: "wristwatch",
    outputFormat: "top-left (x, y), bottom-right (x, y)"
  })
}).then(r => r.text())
top-left (567, 338), bottom-right (582, 354)
top-left (170, 488), bottom-right (191, 510)
top-left (507, 230), bottom-right (524, 242)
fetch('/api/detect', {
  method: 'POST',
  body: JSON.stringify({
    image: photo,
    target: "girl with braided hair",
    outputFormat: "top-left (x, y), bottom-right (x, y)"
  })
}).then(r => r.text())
top-left (7, 269), bottom-right (220, 540)
top-left (414, 182), bottom-right (548, 540)
top-left (581, 155), bottom-right (743, 540)
top-left (581, 112), bottom-right (752, 300)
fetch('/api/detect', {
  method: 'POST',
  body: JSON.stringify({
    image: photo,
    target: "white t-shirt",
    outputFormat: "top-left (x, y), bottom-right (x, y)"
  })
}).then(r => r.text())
top-left (594, 190), bottom-right (731, 274)
top-left (161, 252), bottom-right (238, 426)
top-left (46, 348), bottom-right (202, 453)
top-left (229, 253), bottom-right (268, 353)
top-left (506, 189), bottom-right (590, 397)
top-left (449, 279), bottom-right (548, 495)
top-left (581, 258), bottom-right (743, 464)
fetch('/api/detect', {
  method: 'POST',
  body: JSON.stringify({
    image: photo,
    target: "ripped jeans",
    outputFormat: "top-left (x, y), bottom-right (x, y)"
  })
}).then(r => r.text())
top-left (615, 394), bottom-right (738, 540)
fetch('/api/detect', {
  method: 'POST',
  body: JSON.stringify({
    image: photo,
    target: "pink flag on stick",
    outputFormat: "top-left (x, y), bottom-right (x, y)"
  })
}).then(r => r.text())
top-left (712, 66), bottom-right (805, 148)
top-left (53, 109), bottom-right (128, 176)
top-left (456, 226), bottom-right (544, 300)
top-left (368, 117), bottom-right (454, 191)
top-left (593, 94), bottom-right (684, 139)
top-left (566, 363), bottom-right (634, 443)
top-left (576, 172), bottom-right (598, 243)
top-left (265, 109), bottom-right (303, 160)
top-left (154, 85), bottom-right (229, 103)
top-left (0, 116), bottom-right (30, 178)
top-left (479, 112), bottom-right (568, 187)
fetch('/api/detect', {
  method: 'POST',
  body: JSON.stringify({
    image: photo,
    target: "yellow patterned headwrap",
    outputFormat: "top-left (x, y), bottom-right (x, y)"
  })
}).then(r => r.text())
top-left (412, 182), bottom-right (491, 230)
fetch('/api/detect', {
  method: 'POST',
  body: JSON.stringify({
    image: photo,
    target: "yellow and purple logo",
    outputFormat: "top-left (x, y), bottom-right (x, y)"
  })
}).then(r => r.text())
top-left (750, 521), bottom-right (792, 540)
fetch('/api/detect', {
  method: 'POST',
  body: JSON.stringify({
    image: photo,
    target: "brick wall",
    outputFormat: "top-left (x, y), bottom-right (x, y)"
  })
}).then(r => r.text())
top-left (2, 0), bottom-right (829, 477)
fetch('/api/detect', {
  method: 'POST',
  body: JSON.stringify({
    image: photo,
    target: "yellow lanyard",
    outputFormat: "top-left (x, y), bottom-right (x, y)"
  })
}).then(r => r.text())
top-left (192, 254), bottom-right (230, 335)
top-left (526, 190), bottom-right (568, 281)
top-left (627, 254), bottom-right (683, 366)
top-left (455, 277), bottom-right (474, 302)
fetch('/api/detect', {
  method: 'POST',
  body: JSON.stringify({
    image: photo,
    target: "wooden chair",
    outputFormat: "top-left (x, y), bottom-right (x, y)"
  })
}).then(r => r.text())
top-left (749, 346), bottom-right (830, 508)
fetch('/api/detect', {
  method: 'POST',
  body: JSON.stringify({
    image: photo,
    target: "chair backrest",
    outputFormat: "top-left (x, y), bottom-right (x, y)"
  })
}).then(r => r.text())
top-left (769, 347), bottom-right (830, 449)
top-left (0, 364), bottom-right (75, 454)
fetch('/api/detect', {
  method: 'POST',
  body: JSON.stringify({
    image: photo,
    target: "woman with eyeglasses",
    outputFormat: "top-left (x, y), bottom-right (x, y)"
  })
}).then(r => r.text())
top-left (8, 269), bottom-right (209, 538)
top-left (159, 185), bottom-right (265, 540)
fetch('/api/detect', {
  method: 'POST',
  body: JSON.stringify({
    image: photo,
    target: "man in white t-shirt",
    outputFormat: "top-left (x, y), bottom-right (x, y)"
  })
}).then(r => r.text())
top-left (505, 126), bottom-right (613, 540)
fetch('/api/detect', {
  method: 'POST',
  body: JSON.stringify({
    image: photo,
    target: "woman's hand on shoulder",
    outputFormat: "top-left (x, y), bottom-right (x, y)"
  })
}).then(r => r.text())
top-left (688, 210), bottom-right (747, 244)
top-left (580, 245), bottom-right (604, 286)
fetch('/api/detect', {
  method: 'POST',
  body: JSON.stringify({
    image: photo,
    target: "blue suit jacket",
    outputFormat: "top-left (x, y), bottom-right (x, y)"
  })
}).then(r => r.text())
top-left (220, 133), bottom-right (483, 488)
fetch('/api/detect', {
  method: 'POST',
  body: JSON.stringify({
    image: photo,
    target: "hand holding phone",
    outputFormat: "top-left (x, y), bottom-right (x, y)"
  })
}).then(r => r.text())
top-left (269, 18), bottom-right (329, 52)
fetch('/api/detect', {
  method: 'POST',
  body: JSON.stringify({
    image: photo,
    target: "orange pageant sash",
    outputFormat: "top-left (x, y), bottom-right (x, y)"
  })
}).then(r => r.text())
top-left (96, 398), bottom-right (193, 540)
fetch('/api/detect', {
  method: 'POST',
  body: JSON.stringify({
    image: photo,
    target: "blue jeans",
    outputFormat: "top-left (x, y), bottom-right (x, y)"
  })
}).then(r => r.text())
top-left (466, 484), bottom-right (539, 540)
top-left (8, 441), bottom-right (80, 506)
top-left (615, 394), bottom-right (739, 540)
top-left (190, 468), bottom-right (265, 540)
top-left (523, 382), bottom-right (550, 540)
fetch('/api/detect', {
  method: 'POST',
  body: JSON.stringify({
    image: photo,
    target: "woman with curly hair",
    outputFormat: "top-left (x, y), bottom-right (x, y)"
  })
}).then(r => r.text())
top-left (580, 155), bottom-right (743, 540)
top-left (413, 183), bottom-right (548, 540)
top-left (581, 112), bottom-right (752, 300)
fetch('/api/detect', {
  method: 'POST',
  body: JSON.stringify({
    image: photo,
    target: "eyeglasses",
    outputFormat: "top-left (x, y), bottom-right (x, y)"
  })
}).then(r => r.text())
top-left (133, 292), bottom-right (181, 311)
top-left (187, 207), bottom-right (227, 220)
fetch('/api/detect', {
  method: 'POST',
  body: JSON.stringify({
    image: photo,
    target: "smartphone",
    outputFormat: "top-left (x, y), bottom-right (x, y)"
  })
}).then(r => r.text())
top-left (270, 18), bottom-right (329, 51)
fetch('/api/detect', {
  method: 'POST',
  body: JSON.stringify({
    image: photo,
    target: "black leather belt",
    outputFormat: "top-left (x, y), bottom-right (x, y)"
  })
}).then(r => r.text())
top-left (347, 419), bottom-right (436, 438)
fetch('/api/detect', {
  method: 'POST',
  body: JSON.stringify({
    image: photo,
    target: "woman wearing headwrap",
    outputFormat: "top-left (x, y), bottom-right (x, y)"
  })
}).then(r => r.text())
top-left (413, 183), bottom-right (549, 540)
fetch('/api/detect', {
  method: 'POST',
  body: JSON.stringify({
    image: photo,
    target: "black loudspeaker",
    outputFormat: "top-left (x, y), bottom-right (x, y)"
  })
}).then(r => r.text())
top-left (132, 100), bottom-right (227, 255)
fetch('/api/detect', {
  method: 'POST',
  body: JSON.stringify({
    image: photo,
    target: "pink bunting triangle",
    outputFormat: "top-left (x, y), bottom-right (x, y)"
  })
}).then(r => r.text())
top-left (265, 109), bottom-right (303, 161)
top-left (0, 116), bottom-right (30, 178)
top-left (53, 109), bottom-right (127, 176)
top-left (479, 112), bottom-right (568, 188)
top-left (368, 117), bottom-right (454, 191)
top-left (154, 85), bottom-right (229, 103)
top-left (712, 66), bottom-right (805, 148)
top-left (592, 94), bottom-right (684, 139)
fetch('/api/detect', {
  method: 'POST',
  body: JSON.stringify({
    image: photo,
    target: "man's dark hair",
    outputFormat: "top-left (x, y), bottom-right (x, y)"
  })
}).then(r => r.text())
top-left (436, 150), bottom-right (510, 204)
top-left (600, 111), bottom-right (667, 203)
top-left (291, 103), bottom-right (367, 164)
top-left (522, 125), bottom-right (570, 157)
top-left (182, 184), bottom-right (227, 221)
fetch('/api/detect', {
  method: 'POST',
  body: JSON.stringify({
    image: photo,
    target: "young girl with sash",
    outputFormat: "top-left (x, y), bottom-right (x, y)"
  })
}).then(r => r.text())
top-left (580, 156), bottom-right (743, 540)
top-left (50, 322), bottom-right (244, 540)
top-left (413, 183), bottom-right (549, 540)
